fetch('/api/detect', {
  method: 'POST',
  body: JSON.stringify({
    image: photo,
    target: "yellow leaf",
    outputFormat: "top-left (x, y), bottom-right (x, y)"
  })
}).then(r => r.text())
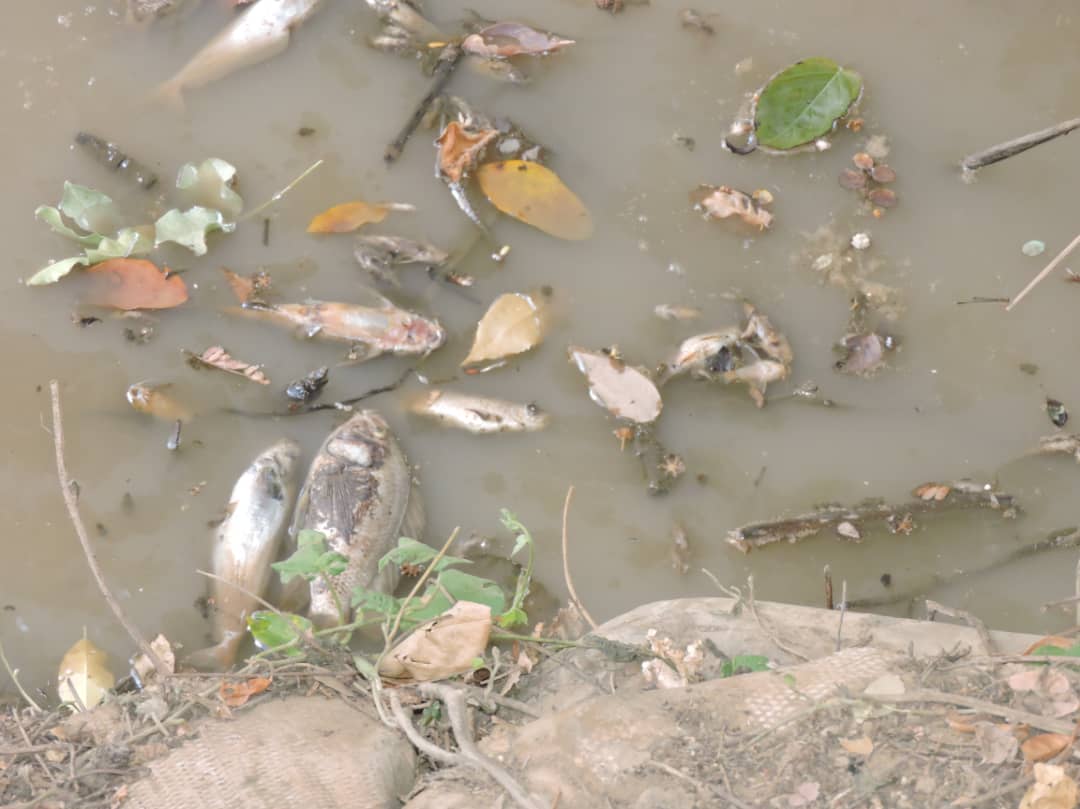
top-left (461, 292), bottom-right (543, 366)
top-left (1023, 733), bottom-right (1073, 763)
top-left (476, 160), bottom-right (592, 241)
top-left (57, 638), bottom-right (115, 712)
top-left (378, 601), bottom-right (493, 683)
top-left (1020, 763), bottom-right (1079, 809)
top-left (307, 200), bottom-right (414, 234)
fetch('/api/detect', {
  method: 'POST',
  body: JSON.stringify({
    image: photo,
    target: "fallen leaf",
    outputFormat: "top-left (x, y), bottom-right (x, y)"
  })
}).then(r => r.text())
top-left (186, 345), bottom-right (270, 385)
top-left (975, 721), bottom-right (1018, 764)
top-left (913, 482), bottom-right (951, 501)
top-left (57, 638), bottom-right (115, 711)
top-left (569, 346), bottom-right (663, 423)
top-left (1010, 668), bottom-right (1072, 699)
top-left (946, 711), bottom-right (979, 734)
top-left (221, 267), bottom-right (272, 303)
top-left (1023, 733), bottom-right (1073, 763)
top-left (437, 121), bottom-right (498, 184)
top-left (462, 21), bottom-right (575, 58)
top-left (837, 332), bottom-right (887, 376)
top-left (129, 634), bottom-right (176, 687)
top-left (462, 292), bottom-right (543, 367)
top-left (306, 200), bottom-right (415, 233)
top-left (867, 187), bottom-right (898, 208)
top-left (58, 181), bottom-right (121, 234)
top-left (754, 57), bottom-right (862, 151)
top-left (1019, 763), bottom-right (1079, 809)
top-left (84, 258), bottom-right (188, 310)
top-left (378, 601), bottom-right (493, 683)
top-left (1024, 636), bottom-right (1077, 656)
top-left (787, 781), bottom-right (820, 807)
top-left (839, 735), bottom-right (874, 756)
top-left (154, 206), bottom-right (235, 255)
top-left (218, 676), bottom-right (272, 707)
top-left (476, 160), bottom-right (593, 240)
top-left (28, 256), bottom-right (90, 286)
top-left (691, 185), bottom-right (773, 229)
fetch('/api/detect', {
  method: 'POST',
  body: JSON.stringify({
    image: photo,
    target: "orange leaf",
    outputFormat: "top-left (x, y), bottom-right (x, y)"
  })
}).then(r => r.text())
top-left (219, 676), bottom-right (271, 707)
top-left (913, 482), bottom-right (951, 501)
top-left (307, 200), bottom-right (414, 234)
top-left (84, 259), bottom-right (187, 310)
top-left (477, 160), bottom-right (593, 241)
top-left (221, 267), bottom-right (271, 303)
top-left (437, 122), bottom-right (498, 184)
top-left (1023, 733), bottom-right (1073, 763)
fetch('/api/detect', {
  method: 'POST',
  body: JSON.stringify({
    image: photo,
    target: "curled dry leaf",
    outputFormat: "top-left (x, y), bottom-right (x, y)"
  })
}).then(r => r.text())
top-left (1019, 763), bottom-right (1079, 809)
top-left (378, 601), bottom-right (493, 683)
top-left (462, 21), bottom-right (575, 58)
top-left (306, 200), bottom-right (415, 233)
top-left (57, 638), bottom-right (115, 712)
top-left (84, 258), bottom-right (188, 310)
top-left (1023, 733), bottom-right (1073, 763)
top-left (569, 346), bottom-right (663, 424)
top-left (913, 482), bottom-right (951, 502)
top-left (839, 735), bottom-right (874, 756)
top-left (437, 121), bottom-right (498, 183)
top-left (186, 345), bottom-right (270, 385)
top-left (219, 676), bottom-right (272, 707)
top-left (691, 185), bottom-right (773, 229)
top-left (974, 721), bottom-right (1018, 765)
top-left (462, 292), bottom-right (544, 367)
top-left (476, 160), bottom-right (593, 241)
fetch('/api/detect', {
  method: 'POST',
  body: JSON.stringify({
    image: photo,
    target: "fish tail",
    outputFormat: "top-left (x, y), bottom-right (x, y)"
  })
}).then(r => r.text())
top-left (149, 80), bottom-right (186, 113)
top-left (183, 634), bottom-right (242, 671)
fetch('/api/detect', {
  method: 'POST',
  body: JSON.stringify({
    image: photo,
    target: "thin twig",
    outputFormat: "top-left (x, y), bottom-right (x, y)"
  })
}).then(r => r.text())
top-left (925, 599), bottom-right (995, 656)
top-left (747, 576), bottom-right (810, 662)
top-left (561, 485), bottom-right (597, 630)
top-left (1074, 556), bottom-right (1080, 626)
top-left (1006, 230), bottom-right (1080, 311)
top-left (824, 564), bottom-right (833, 611)
top-left (0, 640), bottom-right (42, 712)
top-left (863, 688), bottom-right (1075, 735)
top-left (239, 158), bottom-right (324, 222)
top-left (196, 569), bottom-right (281, 614)
top-left (645, 759), bottom-right (754, 809)
top-left (387, 689), bottom-right (457, 764)
top-left (835, 580), bottom-right (847, 652)
top-left (384, 44), bottom-right (462, 163)
top-left (49, 380), bottom-right (168, 677)
top-left (961, 115), bottom-right (1080, 171)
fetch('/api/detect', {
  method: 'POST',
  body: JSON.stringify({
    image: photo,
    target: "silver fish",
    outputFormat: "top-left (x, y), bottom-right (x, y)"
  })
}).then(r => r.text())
top-left (187, 438), bottom-right (301, 670)
top-left (354, 236), bottom-right (449, 285)
top-left (410, 389), bottom-right (550, 434)
top-left (283, 411), bottom-right (423, 627)
top-left (154, 0), bottom-right (323, 107)
top-left (656, 327), bottom-right (743, 385)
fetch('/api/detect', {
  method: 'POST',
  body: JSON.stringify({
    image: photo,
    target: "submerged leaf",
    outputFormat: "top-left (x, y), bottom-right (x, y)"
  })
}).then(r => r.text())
top-left (462, 292), bottom-right (543, 366)
top-left (307, 200), bottom-right (415, 233)
top-left (691, 185), bottom-right (773, 229)
top-left (176, 157), bottom-right (243, 219)
top-left (85, 259), bottom-right (188, 310)
top-left (57, 638), bottom-right (115, 711)
top-left (437, 121), bottom-right (498, 183)
top-left (27, 256), bottom-right (89, 286)
top-left (186, 345), bottom-right (270, 385)
top-left (462, 21), bottom-right (575, 58)
top-left (755, 57), bottom-right (862, 150)
top-left (154, 206), bottom-right (235, 255)
top-left (84, 226), bottom-right (154, 264)
top-left (569, 346), bottom-right (663, 423)
top-left (59, 181), bottom-right (121, 233)
top-left (477, 160), bottom-right (593, 240)
top-left (378, 601), bottom-right (493, 683)
top-left (247, 611), bottom-right (311, 656)
top-left (35, 205), bottom-right (104, 248)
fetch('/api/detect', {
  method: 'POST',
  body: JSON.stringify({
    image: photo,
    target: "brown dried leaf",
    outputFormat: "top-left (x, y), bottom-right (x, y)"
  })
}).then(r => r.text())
top-left (914, 483), bottom-right (951, 501)
top-left (569, 346), bottom-right (663, 423)
top-left (462, 292), bottom-right (543, 366)
top-left (462, 21), bottom-right (574, 58)
top-left (852, 152), bottom-right (875, 170)
top-left (1019, 763), bottom-right (1079, 809)
top-left (84, 258), bottom-right (188, 310)
top-left (838, 168), bottom-right (868, 190)
top-left (221, 267), bottom-right (272, 304)
top-left (975, 721), bottom-right (1018, 764)
top-left (437, 121), bottom-right (498, 183)
top-left (187, 345), bottom-right (270, 385)
top-left (1023, 733), bottom-right (1073, 763)
top-left (691, 184), bottom-right (773, 229)
top-left (378, 601), bottom-right (493, 683)
top-left (307, 200), bottom-right (414, 234)
top-left (867, 187), bottom-right (898, 208)
top-left (946, 711), bottom-right (979, 734)
top-left (219, 676), bottom-right (272, 707)
top-left (476, 160), bottom-right (593, 241)
top-left (57, 638), bottom-right (115, 712)
top-left (839, 735), bottom-right (874, 756)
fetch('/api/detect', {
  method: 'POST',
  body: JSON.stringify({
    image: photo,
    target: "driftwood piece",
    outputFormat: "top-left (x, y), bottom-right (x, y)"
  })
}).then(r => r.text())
top-left (961, 116), bottom-right (1080, 172)
top-left (1037, 433), bottom-right (1080, 462)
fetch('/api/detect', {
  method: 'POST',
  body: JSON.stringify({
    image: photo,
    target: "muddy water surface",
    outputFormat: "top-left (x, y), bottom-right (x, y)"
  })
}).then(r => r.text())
top-left (4, 1), bottom-right (1080, 693)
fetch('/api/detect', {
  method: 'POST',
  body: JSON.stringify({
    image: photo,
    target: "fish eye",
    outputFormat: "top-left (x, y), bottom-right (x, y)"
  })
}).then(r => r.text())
top-left (526, 403), bottom-right (541, 416)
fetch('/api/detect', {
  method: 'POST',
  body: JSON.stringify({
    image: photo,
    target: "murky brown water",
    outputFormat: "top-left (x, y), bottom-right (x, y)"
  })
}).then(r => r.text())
top-left (5, 0), bottom-right (1080, 695)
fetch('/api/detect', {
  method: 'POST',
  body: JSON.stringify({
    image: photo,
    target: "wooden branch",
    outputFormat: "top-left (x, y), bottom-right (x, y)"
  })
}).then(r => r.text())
top-left (961, 116), bottom-right (1080, 171)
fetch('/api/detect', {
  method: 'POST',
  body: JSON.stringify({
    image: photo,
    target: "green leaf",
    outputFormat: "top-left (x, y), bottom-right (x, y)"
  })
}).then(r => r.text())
top-left (496, 509), bottom-right (534, 629)
top-left (437, 569), bottom-right (506, 613)
top-left (35, 206), bottom-right (104, 248)
top-left (59, 181), bottom-right (120, 233)
top-left (1031, 643), bottom-right (1080, 658)
top-left (248, 610), bottom-right (311, 656)
top-left (377, 536), bottom-right (470, 574)
top-left (176, 158), bottom-right (243, 220)
top-left (84, 227), bottom-right (153, 264)
top-left (755, 57), bottom-right (862, 150)
top-left (27, 256), bottom-right (88, 286)
top-left (351, 586), bottom-right (400, 615)
top-left (272, 530), bottom-right (348, 584)
top-left (720, 655), bottom-right (770, 678)
top-left (154, 206), bottom-right (235, 255)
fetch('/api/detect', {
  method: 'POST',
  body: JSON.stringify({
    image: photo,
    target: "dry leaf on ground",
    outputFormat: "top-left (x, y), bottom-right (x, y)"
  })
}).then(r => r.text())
top-left (218, 676), bottom-right (272, 707)
top-left (1023, 733), bottom-right (1073, 763)
top-left (84, 258), bottom-right (188, 310)
top-left (476, 160), bottom-right (593, 240)
top-left (306, 200), bottom-right (415, 233)
top-left (461, 292), bottom-right (543, 367)
top-left (437, 121), bottom-right (498, 183)
top-left (839, 736), bottom-right (874, 756)
top-left (787, 781), bottom-right (820, 807)
top-left (186, 345), bottom-right (270, 385)
top-left (691, 184), bottom-right (773, 229)
top-left (462, 21), bottom-right (575, 58)
top-left (130, 634), bottom-right (176, 686)
top-left (57, 638), bottom-right (115, 711)
top-left (975, 722), bottom-right (1018, 764)
top-left (1019, 763), bottom-right (1079, 809)
top-left (378, 601), bottom-right (492, 683)
top-left (569, 346), bottom-right (663, 423)
top-left (1010, 668), bottom-right (1072, 699)
top-left (914, 482), bottom-right (951, 501)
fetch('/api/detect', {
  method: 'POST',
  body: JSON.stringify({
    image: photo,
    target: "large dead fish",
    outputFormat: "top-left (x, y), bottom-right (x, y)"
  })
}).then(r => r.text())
top-left (229, 295), bottom-right (446, 359)
top-left (154, 0), bottom-right (323, 107)
top-left (187, 438), bottom-right (301, 670)
top-left (282, 411), bottom-right (424, 627)
top-left (409, 389), bottom-right (550, 434)
top-left (656, 327), bottom-right (743, 386)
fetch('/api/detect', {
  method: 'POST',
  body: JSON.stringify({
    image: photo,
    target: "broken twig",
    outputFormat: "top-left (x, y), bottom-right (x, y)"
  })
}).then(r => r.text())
top-left (562, 485), bottom-right (598, 630)
top-left (926, 599), bottom-right (995, 656)
top-left (385, 44), bottom-right (462, 163)
top-left (1006, 230), bottom-right (1080, 311)
top-left (961, 115), bottom-right (1080, 172)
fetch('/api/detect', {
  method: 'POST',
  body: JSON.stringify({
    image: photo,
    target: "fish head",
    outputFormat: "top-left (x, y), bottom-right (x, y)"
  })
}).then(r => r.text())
top-left (253, 438), bottom-right (302, 502)
top-left (325, 410), bottom-right (392, 467)
top-left (523, 402), bottom-right (552, 431)
top-left (398, 315), bottom-right (447, 354)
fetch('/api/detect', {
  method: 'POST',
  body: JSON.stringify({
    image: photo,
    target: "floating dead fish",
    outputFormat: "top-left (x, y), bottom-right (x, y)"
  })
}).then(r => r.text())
top-left (740, 302), bottom-right (793, 366)
top-left (154, 0), bottom-right (324, 107)
top-left (74, 132), bottom-right (158, 190)
top-left (354, 235), bottom-right (449, 285)
top-left (723, 359), bottom-right (788, 408)
top-left (281, 411), bottom-right (424, 627)
top-left (187, 439), bottom-right (301, 670)
top-left (409, 389), bottom-right (550, 434)
top-left (653, 304), bottom-right (702, 321)
top-left (657, 327), bottom-right (743, 385)
top-left (126, 381), bottom-right (193, 423)
top-left (228, 294), bottom-right (445, 359)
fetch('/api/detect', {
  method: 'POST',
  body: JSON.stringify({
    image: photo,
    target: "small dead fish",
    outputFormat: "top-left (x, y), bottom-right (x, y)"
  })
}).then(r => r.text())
top-left (281, 410), bottom-right (423, 627)
top-left (229, 296), bottom-right (445, 359)
top-left (186, 439), bottom-right (301, 670)
top-left (723, 359), bottom-right (788, 408)
top-left (153, 0), bottom-right (324, 107)
top-left (657, 327), bottom-right (743, 385)
top-left (354, 236), bottom-right (449, 285)
top-left (654, 304), bottom-right (702, 321)
top-left (740, 303), bottom-right (793, 366)
top-left (126, 381), bottom-right (193, 423)
top-left (365, 0), bottom-right (444, 43)
top-left (285, 366), bottom-right (329, 403)
top-left (670, 521), bottom-right (691, 574)
top-left (410, 389), bottom-right (550, 434)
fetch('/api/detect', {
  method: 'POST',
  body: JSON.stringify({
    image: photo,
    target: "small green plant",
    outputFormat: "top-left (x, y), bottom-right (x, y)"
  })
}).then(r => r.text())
top-left (720, 655), bottom-right (770, 678)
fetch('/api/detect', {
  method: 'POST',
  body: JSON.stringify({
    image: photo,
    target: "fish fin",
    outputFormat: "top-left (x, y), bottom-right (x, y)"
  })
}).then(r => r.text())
top-left (183, 634), bottom-right (243, 672)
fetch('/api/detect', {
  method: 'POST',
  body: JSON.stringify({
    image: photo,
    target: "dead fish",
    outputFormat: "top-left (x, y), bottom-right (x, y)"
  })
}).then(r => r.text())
top-left (354, 236), bottom-right (449, 285)
top-left (365, 0), bottom-right (445, 43)
top-left (656, 327), bottom-right (743, 385)
top-left (282, 411), bottom-right (424, 627)
top-left (723, 359), bottom-right (788, 408)
top-left (740, 303), bottom-right (793, 366)
top-left (229, 295), bottom-right (446, 359)
top-left (126, 381), bottom-right (194, 423)
top-left (410, 389), bottom-right (550, 434)
top-left (153, 0), bottom-right (324, 107)
top-left (186, 439), bottom-right (301, 670)
top-left (654, 303), bottom-right (702, 321)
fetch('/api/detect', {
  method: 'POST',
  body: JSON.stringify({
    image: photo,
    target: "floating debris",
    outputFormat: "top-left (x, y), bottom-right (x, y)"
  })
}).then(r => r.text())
top-left (1038, 433), bottom-right (1080, 462)
top-left (126, 381), bottom-right (193, 423)
top-left (285, 366), bottom-right (329, 403)
top-left (678, 8), bottom-right (715, 34)
top-left (74, 132), bottom-right (158, 190)
top-left (654, 303), bottom-right (702, 321)
top-left (691, 185), bottom-right (773, 229)
top-left (851, 232), bottom-right (871, 250)
top-left (185, 346), bottom-right (270, 385)
top-left (1023, 240), bottom-right (1047, 257)
top-left (670, 521), bottom-right (691, 574)
top-left (1047, 398), bottom-right (1069, 428)
top-left (570, 346), bottom-right (663, 424)
top-left (354, 235), bottom-right (449, 285)
top-left (835, 332), bottom-right (890, 376)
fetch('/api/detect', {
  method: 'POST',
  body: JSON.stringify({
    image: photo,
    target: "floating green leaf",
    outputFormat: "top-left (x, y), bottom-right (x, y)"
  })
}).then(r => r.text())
top-left (84, 226), bottom-right (154, 264)
top-left (154, 206), bottom-right (235, 255)
top-left (377, 536), bottom-right (470, 574)
top-left (755, 58), bottom-right (862, 150)
top-left (720, 654), bottom-right (770, 677)
top-left (27, 256), bottom-right (90, 286)
top-left (271, 530), bottom-right (349, 584)
top-left (177, 158), bottom-right (243, 220)
top-left (59, 181), bottom-right (120, 233)
top-left (247, 611), bottom-right (311, 656)
top-left (35, 206), bottom-right (104, 247)
top-left (351, 587), bottom-right (400, 615)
